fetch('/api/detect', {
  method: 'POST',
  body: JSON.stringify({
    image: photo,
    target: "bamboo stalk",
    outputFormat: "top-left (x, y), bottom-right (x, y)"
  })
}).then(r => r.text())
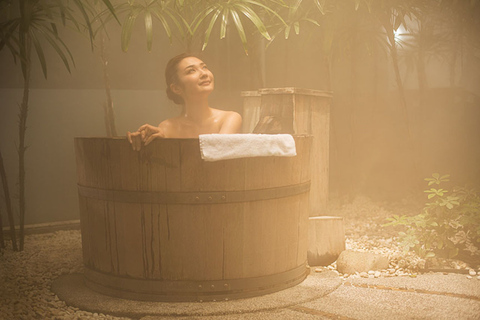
top-left (0, 150), bottom-right (17, 251)
top-left (100, 32), bottom-right (117, 137)
top-left (0, 208), bottom-right (4, 249)
top-left (18, 27), bottom-right (32, 251)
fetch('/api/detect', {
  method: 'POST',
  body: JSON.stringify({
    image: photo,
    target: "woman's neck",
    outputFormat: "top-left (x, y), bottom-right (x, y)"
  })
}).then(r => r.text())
top-left (182, 98), bottom-right (212, 123)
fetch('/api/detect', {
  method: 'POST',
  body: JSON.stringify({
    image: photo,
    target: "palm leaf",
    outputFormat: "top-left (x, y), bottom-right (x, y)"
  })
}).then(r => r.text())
top-left (220, 7), bottom-right (229, 39)
top-left (0, 19), bottom-right (20, 58)
top-left (36, 26), bottom-right (74, 73)
top-left (234, 3), bottom-right (271, 40)
top-left (159, 7), bottom-right (186, 37)
top-left (71, 0), bottom-right (94, 49)
top-left (303, 17), bottom-right (320, 27)
top-left (192, 5), bottom-right (218, 34)
top-left (243, 0), bottom-right (287, 26)
top-left (201, 7), bottom-right (221, 51)
top-left (354, 0), bottom-right (361, 11)
top-left (144, 10), bottom-right (153, 51)
top-left (229, 9), bottom-right (248, 54)
top-left (30, 30), bottom-right (47, 78)
top-left (285, 24), bottom-right (291, 39)
top-left (121, 7), bottom-right (142, 52)
top-left (100, 0), bottom-right (119, 24)
top-left (314, 0), bottom-right (326, 14)
top-left (55, 4), bottom-right (81, 31)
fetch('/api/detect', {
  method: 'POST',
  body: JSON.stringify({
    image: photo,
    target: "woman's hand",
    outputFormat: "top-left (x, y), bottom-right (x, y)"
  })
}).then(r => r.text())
top-left (127, 124), bottom-right (165, 151)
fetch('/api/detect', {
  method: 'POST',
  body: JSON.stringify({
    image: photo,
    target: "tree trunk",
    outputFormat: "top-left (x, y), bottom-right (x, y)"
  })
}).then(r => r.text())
top-left (382, 16), bottom-right (420, 186)
top-left (0, 207), bottom-right (4, 249)
top-left (100, 32), bottom-right (117, 137)
top-left (417, 25), bottom-right (428, 105)
top-left (347, 31), bottom-right (359, 197)
top-left (0, 150), bottom-right (17, 250)
top-left (18, 29), bottom-right (32, 251)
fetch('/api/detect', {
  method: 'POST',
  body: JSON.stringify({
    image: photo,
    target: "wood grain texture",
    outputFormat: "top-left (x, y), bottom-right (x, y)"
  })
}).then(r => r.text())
top-left (307, 216), bottom-right (345, 266)
top-left (241, 91), bottom-right (261, 133)
top-left (74, 136), bottom-right (311, 298)
top-left (244, 88), bottom-right (332, 216)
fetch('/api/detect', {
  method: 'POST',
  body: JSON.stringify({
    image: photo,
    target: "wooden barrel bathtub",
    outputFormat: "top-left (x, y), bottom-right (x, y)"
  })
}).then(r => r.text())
top-left (74, 136), bottom-right (312, 302)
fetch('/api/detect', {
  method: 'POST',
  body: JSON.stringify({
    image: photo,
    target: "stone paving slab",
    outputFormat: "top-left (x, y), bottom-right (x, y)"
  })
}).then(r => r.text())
top-left (140, 308), bottom-right (329, 320)
top-left (301, 283), bottom-right (480, 320)
top-left (52, 272), bottom-right (341, 319)
top-left (347, 273), bottom-right (480, 299)
top-left (52, 271), bottom-right (480, 320)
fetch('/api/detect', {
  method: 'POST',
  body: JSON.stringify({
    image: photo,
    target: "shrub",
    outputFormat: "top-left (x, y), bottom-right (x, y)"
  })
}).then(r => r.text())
top-left (384, 173), bottom-right (480, 259)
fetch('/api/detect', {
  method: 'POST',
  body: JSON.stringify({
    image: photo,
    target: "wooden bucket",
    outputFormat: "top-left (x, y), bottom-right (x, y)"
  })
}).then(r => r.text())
top-left (308, 216), bottom-right (345, 266)
top-left (74, 136), bottom-right (312, 302)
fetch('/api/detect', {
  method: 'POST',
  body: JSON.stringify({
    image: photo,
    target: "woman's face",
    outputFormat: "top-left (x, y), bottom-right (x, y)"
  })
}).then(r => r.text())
top-left (171, 56), bottom-right (214, 100)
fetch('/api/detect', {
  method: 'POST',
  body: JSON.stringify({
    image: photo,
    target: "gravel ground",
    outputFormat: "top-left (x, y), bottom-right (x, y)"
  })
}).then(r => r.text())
top-left (0, 196), bottom-right (477, 319)
top-left (0, 231), bottom-right (130, 320)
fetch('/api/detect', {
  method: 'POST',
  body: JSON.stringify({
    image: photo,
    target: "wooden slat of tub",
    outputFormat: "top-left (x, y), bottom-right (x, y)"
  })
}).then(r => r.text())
top-left (163, 139), bottom-right (182, 192)
top-left (113, 202), bottom-right (146, 278)
top-left (221, 202), bottom-right (245, 279)
top-left (83, 198), bottom-right (112, 273)
top-left (201, 203), bottom-right (226, 280)
top-left (157, 203), bottom-right (170, 279)
top-left (297, 193), bottom-right (309, 265)
top-left (241, 198), bottom-right (277, 278)
top-left (204, 158), bottom-right (247, 191)
top-left (147, 204), bottom-right (162, 279)
top-left (146, 204), bottom-right (164, 279)
top-left (160, 203), bottom-right (216, 280)
top-left (161, 204), bottom-right (196, 280)
top-left (75, 139), bottom-right (108, 189)
top-left (139, 139), bottom-right (176, 192)
top-left (74, 139), bottom-right (87, 187)
top-left (274, 196), bottom-right (300, 272)
top-left (178, 139), bottom-right (247, 192)
top-left (78, 196), bottom-right (92, 267)
top-left (177, 139), bottom-right (201, 192)
top-left (106, 139), bottom-right (139, 192)
top-left (105, 201), bottom-right (120, 275)
top-left (243, 155), bottom-right (264, 191)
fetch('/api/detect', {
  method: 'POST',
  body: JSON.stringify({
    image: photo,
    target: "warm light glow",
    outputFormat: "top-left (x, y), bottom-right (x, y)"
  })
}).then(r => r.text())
top-left (394, 25), bottom-right (407, 41)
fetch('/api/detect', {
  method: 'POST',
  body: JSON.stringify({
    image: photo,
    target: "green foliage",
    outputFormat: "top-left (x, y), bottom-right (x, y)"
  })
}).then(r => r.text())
top-left (0, 0), bottom-right (116, 78)
top-left (384, 173), bottom-right (480, 259)
top-left (104, 0), bottom-right (286, 54)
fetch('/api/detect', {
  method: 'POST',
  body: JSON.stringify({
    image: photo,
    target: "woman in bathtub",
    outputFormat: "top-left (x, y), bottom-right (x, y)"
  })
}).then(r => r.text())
top-left (127, 53), bottom-right (242, 150)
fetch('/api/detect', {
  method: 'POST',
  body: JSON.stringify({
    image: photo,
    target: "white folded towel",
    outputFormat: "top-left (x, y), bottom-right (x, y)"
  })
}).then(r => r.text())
top-left (199, 134), bottom-right (296, 162)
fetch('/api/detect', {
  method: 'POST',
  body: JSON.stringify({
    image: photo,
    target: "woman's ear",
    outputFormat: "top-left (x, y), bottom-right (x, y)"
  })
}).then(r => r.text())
top-left (170, 83), bottom-right (182, 96)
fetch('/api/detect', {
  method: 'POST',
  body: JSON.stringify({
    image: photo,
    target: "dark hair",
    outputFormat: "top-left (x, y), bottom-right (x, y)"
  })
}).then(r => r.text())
top-left (165, 53), bottom-right (199, 105)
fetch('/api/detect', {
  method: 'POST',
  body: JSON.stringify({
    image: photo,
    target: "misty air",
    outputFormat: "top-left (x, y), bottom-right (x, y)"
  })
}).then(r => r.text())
top-left (0, 1), bottom-right (479, 319)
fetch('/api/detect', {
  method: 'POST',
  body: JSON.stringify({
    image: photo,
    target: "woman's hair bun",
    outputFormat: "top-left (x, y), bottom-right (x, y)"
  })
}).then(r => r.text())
top-left (165, 53), bottom-right (200, 105)
top-left (166, 86), bottom-right (184, 105)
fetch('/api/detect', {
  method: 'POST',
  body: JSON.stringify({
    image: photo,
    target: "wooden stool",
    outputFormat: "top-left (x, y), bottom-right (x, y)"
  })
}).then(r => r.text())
top-left (308, 216), bottom-right (345, 266)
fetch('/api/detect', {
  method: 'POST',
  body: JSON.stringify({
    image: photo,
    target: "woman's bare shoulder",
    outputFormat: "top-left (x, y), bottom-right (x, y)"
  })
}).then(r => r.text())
top-left (158, 117), bottom-right (182, 138)
top-left (212, 109), bottom-right (242, 133)
top-left (212, 108), bottom-right (241, 119)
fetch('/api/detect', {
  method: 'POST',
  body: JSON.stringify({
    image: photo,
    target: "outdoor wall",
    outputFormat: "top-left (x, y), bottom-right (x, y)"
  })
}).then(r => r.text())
top-left (0, 88), bottom-right (178, 224)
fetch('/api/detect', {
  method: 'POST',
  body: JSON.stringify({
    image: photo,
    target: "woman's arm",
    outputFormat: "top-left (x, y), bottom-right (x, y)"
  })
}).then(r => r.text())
top-left (219, 111), bottom-right (242, 134)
